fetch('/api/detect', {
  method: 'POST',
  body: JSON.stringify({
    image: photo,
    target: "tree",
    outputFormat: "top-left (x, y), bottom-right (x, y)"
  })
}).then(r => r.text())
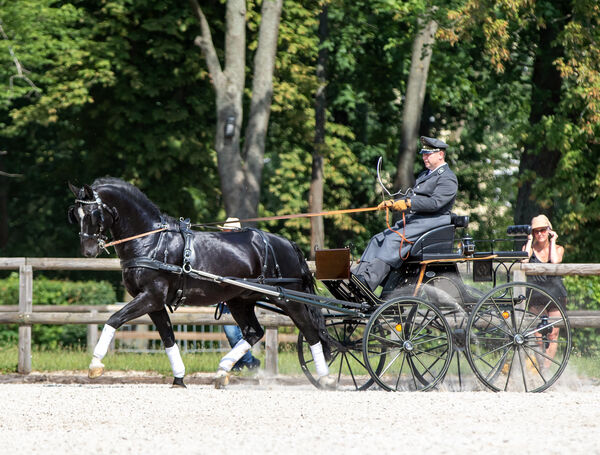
top-left (189, 0), bottom-right (283, 220)
top-left (443, 0), bottom-right (600, 259)
top-left (394, 15), bottom-right (438, 191)
top-left (308, 3), bottom-right (328, 257)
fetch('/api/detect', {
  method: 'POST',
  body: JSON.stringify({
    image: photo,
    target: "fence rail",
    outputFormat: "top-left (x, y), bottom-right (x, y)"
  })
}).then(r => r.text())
top-left (2, 257), bottom-right (600, 376)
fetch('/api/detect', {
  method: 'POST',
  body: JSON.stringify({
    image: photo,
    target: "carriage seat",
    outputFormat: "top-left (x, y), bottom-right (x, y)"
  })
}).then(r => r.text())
top-left (408, 213), bottom-right (469, 261)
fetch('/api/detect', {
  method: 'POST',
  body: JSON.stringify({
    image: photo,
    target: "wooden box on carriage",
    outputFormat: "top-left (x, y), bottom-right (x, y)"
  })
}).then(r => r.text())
top-left (315, 248), bottom-right (350, 280)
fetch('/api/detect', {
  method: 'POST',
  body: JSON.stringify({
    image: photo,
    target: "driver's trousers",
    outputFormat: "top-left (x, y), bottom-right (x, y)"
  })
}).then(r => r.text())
top-left (353, 213), bottom-right (451, 291)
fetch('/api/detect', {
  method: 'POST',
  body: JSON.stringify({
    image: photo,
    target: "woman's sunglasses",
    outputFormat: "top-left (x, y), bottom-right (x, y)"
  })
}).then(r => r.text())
top-left (533, 227), bottom-right (549, 234)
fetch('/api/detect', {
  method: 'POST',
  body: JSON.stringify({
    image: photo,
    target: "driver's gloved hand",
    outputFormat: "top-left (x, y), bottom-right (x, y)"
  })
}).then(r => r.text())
top-left (392, 199), bottom-right (411, 211)
top-left (377, 199), bottom-right (395, 210)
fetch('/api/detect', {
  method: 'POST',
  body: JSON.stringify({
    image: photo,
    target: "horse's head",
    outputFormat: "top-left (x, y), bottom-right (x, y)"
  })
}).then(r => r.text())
top-left (68, 182), bottom-right (119, 257)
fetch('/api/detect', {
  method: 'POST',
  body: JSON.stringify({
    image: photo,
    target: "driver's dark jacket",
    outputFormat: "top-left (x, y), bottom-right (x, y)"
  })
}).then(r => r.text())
top-left (360, 163), bottom-right (458, 267)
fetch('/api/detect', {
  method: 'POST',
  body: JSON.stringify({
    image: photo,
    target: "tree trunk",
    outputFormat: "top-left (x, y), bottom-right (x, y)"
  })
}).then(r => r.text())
top-left (191, 0), bottom-right (282, 220)
top-left (0, 174), bottom-right (7, 249)
top-left (514, 6), bottom-right (568, 224)
top-left (394, 18), bottom-right (438, 192)
top-left (309, 5), bottom-right (328, 258)
top-left (242, 0), bottom-right (283, 219)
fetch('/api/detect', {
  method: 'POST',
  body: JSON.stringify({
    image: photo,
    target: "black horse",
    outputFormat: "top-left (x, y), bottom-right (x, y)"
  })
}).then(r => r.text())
top-left (68, 177), bottom-right (332, 388)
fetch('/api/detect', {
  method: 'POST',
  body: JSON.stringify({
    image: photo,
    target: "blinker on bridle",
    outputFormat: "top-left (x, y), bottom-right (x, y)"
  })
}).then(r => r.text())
top-left (73, 190), bottom-right (112, 251)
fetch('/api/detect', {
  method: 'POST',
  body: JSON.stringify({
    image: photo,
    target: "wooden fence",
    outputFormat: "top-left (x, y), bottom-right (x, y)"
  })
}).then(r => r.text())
top-left (1, 258), bottom-right (600, 376)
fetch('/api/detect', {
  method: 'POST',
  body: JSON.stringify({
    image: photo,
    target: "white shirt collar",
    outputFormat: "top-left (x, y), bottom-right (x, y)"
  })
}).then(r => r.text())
top-left (427, 163), bottom-right (447, 175)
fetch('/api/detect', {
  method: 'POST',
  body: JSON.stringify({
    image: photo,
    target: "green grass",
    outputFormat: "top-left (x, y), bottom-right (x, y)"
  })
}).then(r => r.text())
top-left (568, 354), bottom-right (600, 379)
top-left (0, 345), bottom-right (306, 375)
top-left (1, 344), bottom-right (597, 380)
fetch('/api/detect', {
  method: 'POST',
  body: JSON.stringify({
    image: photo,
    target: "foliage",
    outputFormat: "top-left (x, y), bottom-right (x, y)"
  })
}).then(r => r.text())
top-left (441, 0), bottom-right (600, 259)
top-left (0, 273), bottom-right (116, 347)
top-left (0, 0), bottom-right (598, 263)
top-left (564, 276), bottom-right (600, 355)
top-left (0, 0), bottom-right (218, 259)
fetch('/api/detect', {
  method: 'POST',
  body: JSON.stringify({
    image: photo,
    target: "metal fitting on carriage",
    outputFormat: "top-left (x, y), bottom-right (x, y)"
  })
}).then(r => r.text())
top-left (461, 235), bottom-right (475, 256)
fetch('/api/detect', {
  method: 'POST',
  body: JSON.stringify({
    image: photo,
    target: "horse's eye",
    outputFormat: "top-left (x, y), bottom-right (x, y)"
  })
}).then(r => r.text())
top-left (91, 209), bottom-right (102, 225)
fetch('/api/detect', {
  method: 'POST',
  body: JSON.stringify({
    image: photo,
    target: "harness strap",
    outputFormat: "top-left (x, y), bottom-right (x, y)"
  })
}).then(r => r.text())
top-left (247, 228), bottom-right (283, 280)
top-left (121, 257), bottom-right (183, 274)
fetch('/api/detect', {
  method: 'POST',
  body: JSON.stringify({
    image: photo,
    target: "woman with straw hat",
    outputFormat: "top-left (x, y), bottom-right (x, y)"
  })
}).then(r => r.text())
top-left (522, 214), bottom-right (567, 368)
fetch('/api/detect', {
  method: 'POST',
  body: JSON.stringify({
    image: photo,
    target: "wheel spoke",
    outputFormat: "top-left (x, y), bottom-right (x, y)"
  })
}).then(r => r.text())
top-left (394, 351), bottom-right (408, 390)
top-left (472, 340), bottom-right (514, 361)
top-left (522, 347), bottom-right (547, 383)
top-left (503, 348), bottom-right (517, 391)
top-left (522, 344), bottom-right (562, 367)
top-left (484, 347), bottom-right (510, 382)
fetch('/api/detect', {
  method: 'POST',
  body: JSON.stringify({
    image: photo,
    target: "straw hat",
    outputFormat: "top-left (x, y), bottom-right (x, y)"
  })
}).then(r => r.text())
top-left (220, 217), bottom-right (241, 229)
top-left (531, 214), bottom-right (552, 230)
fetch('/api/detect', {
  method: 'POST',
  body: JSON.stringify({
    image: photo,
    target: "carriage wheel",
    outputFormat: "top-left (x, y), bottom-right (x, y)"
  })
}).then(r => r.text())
top-left (466, 282), bottom-right (571, 392)
top-left (298, 316), bottom-right (382, 391)
top-left (417, 274), bottom-right (474, 390)
top-left (362, 297), bottom-right (453, 391)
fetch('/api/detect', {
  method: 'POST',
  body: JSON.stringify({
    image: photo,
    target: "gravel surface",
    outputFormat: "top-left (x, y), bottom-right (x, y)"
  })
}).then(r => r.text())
top-left (1, 370), bottom-right (599, 455)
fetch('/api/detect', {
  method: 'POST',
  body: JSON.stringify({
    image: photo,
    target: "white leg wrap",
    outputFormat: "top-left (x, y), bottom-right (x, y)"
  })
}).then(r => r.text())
top-left (166, 344), bottom-right (185, 378)
top-left (310, 342), bottom-right (329, 378)
top-left (218, 339), bottom-right (251, 372)
top-left (92, 325), bottom-right (116, 360)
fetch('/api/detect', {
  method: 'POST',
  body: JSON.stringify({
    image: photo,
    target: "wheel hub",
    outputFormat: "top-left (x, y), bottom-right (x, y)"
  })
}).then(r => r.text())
top-left (403, 340), bottom-right (414, 351)
top-left (513, 333), bottom-right (525, 345)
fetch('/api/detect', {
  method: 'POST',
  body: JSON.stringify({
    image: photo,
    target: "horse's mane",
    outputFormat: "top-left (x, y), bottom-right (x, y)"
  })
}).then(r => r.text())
top-left (92, 177), bottom-right (162, 216)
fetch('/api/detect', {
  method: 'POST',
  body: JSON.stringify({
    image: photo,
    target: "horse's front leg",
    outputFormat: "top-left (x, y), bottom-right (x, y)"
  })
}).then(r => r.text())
top-left (88, 291), bottom-right (161, 379)
top-left (148, 308), bottom-right (186, 388)
top-left (214, 300), bottom-right (263, 389)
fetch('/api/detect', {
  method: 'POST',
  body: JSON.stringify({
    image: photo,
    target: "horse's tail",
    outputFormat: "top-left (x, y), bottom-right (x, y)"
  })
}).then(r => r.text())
top-left (291, 241), bottom-right (331, 361)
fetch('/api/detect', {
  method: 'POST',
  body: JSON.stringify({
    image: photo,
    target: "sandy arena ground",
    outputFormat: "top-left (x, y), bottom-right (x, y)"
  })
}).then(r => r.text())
top-left (1, 369), bottom-right (599, 455)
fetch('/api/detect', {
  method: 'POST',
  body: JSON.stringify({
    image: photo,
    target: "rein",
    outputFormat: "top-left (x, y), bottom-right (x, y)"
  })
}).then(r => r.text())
top-left (101, 227), bottom-right (168, 249)
top-left (196, 206), bottom-right (379, 227)
top-left (384, 208), bottom-right (413, 260)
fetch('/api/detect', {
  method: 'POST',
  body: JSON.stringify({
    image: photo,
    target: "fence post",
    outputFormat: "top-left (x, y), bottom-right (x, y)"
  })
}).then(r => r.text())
top-left (264, 327), bottom-right (278, 376)
top-left (513, 265), bottom-right (526, 282)
top-left (18, 264), bottom-right (33, 374)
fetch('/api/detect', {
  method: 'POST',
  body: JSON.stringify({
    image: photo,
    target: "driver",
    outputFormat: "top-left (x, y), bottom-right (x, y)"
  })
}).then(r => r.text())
top-left (353, 136), bottom-right (458, 291)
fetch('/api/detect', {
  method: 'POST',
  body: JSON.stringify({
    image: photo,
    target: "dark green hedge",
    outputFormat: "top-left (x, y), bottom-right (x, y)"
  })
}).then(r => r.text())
top-left (0, 273), bottom-right (116, 347)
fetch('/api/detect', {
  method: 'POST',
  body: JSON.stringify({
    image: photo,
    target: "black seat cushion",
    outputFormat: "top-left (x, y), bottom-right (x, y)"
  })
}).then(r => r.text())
top-left (409, 225), bottom-right (456, 260)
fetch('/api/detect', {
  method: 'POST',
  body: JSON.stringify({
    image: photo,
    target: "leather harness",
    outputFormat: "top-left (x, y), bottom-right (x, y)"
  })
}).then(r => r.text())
top-left (120, 218), bottom-right (301, 313)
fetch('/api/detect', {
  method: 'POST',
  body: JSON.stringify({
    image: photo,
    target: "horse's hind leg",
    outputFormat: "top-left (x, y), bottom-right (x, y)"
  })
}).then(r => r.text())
top-left (149, 308), bottom-right (186, 388)
top-left (214, 300), bottom-right (263, 389)
top-left (281, 303), bottom-right (336, 390)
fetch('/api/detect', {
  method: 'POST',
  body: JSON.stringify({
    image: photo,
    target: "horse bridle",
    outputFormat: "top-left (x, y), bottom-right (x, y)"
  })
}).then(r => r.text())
top-left (70, 190), bottom-right (115, 250)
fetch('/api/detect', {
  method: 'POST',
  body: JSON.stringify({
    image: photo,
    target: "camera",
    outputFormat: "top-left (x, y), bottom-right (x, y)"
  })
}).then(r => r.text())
top-left (506, 225), bottom-right (531, 236)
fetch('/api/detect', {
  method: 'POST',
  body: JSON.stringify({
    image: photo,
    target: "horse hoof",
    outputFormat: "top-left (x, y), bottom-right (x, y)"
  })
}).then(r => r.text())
top-left (317, 375), bottom-right (337, 390)
top-left (88, 365), bottom-right (105, 379)
top-left (172, 377), bottom-right (187, 389)
top-left (214, 369), bottom-right (230, 389)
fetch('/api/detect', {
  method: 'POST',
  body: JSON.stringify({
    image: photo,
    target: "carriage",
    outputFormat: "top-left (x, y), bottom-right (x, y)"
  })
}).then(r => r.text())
top-left (70, 178), bottom-right (571, 393)
top-left (295, 217), bottom-right (572, 392)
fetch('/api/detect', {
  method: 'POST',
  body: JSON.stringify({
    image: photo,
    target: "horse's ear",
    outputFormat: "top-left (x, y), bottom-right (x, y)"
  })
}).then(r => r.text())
top-left (83, 184), bottom-right (94, 200)
top-left (67, 205), bottom-right (78, 224)
top-left (68, 182), bottom-right (80, 197)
